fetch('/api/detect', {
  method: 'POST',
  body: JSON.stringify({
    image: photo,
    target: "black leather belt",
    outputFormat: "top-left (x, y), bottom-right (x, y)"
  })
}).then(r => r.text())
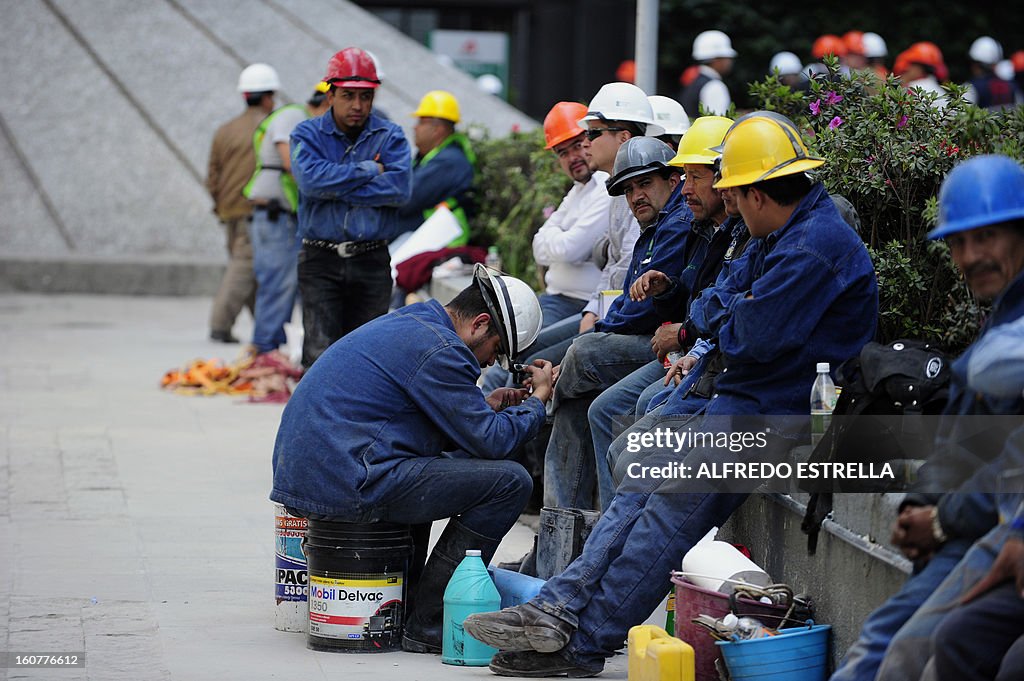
top-left (303, 238), bottom-right (387, 258)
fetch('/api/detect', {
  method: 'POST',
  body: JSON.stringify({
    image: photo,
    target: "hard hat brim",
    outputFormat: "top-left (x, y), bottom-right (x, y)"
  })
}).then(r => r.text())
top-left (714, 158), bottom-right (824, 188)
top-left (927, 207), bottom-right (1024, 239)
top-left (545, 129), bottom-right (586, 150)
top-left (329, 80), bottom-right (380, 89)
top-left (607, 164), bottom-right (677, 196)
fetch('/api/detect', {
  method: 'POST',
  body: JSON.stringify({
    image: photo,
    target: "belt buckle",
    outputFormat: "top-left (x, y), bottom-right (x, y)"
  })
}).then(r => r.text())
top-left (335, 241), bottom-right (357, 258)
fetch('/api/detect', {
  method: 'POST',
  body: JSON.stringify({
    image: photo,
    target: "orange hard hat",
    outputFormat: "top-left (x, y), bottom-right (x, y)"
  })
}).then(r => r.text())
top-left (843, 31), bottom-right (866, 56)
top-left (679, 65), bottom-right (701, 87)
top-left (894, 42), bottom-right (948, 81)
top-left (616, 59), bottom-right (637, 84)
top-left (812, 34), bottom-right (849, 59)
top-left (1012, 50), bottom-right (1024, 73)
top-left (543, 101), bottom-right (588, 149)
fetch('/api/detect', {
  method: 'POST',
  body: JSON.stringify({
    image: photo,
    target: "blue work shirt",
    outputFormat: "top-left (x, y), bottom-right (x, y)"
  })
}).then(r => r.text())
top-left (290, 109), bottom-right (412, 242)
top-left (596, 183), bottom-right (707, 335)
top-left (396, 135), bottom-right (475, 235)
top-left (908, 269), bottom-right (1024, 541)
top-left (270, 299), bottom-right (546, 517)
top-left (686, 182), bottom-right (879, 417)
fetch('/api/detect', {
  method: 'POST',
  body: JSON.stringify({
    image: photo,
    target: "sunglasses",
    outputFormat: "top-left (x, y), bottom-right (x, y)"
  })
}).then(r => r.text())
top-left (585, 127), bottom-right (625, 141)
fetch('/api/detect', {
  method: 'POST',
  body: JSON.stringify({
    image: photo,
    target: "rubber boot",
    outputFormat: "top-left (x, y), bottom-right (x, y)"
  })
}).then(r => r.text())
top-left (401, 520), bottom-right (501, 654)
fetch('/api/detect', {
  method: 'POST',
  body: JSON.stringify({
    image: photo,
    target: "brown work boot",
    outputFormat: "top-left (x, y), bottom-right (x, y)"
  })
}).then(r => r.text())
top-left (463, 603), bottom-right (573, 653)
top-left (489, 650), bottom-right (603, 678)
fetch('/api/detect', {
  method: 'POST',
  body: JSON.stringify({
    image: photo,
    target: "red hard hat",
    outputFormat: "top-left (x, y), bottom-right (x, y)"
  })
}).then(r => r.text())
top-left (324, 47), bottom-right (380, 89)
top-left (812, 34), bottom-right (849, 59)
top-left (894, 42), bottom-right (948, 81)
top-left (1012, 50), bottom-right (1024, 73)
top-left (843, 31), bottom-right (866, 56)
top-left (543, 101), bottom-right (588, 149)
top-left (616, 60), bottom-right (637, 84)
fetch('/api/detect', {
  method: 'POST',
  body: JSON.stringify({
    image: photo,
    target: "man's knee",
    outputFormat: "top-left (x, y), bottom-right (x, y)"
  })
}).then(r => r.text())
top-left (495, 461), bottom-right (534, 503)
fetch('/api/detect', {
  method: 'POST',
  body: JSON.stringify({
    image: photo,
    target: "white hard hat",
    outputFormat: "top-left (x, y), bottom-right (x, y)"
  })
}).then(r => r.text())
top-left (692, 30), bottom-right (737, 61)
top-left (473, 264), bottom-right (542, 370)
top-left (579, 82), bottom-right (666, 137)
top-left (647, 96), bottom-right (691, 135)
top-left (237, 63), bottom-right (281, 93)
top-left (476, 73), bottom-right (504, 96)
top-left (862, 32), bottom-right (888, 59)
top-left (969, 36), bottom-right (1003, 66)
top-left (769, 51), bottom-right (803, 76)
top-left (995, 59), bottom-right (1015, 81)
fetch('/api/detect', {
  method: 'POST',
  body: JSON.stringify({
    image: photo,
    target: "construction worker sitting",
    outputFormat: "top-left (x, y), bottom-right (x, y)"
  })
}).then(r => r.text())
top-left (397, 90), bottom-right (477, 245)
top-left (271, 264), bottom-right (553, 655)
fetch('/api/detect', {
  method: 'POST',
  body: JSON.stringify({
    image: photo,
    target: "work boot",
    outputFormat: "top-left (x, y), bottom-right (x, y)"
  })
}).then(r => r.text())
top-left (463, 602), bottom-right (573, 653)
top-left (489, 650), bottom-right (602, 678)
top-left (210, 330), bottom-right (239, 343)
top-left (401, 520), bottom-right (501, 654)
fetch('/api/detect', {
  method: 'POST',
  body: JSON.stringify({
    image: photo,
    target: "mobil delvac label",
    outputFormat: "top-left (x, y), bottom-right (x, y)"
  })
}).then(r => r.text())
top-left (308, 573), bottom-right (404, 641)
top-left (275, 512), bottom-right (308, 603)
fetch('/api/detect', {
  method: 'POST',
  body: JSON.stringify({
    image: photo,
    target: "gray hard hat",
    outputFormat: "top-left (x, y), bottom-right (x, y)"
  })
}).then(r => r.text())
top-left (606, 137), bottom-right (677, 196)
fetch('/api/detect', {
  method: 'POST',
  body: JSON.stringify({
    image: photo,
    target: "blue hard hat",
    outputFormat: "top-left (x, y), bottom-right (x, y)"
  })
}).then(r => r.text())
top-left (928, 155), bottom-right (1024, 239)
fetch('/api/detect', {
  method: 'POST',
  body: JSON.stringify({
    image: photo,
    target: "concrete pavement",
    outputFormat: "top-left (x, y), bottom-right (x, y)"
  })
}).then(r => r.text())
top-left (0, 293), bottom-right (628, 680)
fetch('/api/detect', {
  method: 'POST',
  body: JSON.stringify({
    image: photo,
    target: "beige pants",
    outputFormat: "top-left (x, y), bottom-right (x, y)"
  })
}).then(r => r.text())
top-left (209, 217), bottom-right (256, 333)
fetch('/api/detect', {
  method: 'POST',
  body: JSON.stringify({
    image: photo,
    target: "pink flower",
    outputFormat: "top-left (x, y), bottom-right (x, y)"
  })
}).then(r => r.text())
top-left (542, 206), bottom-right (555, 219)
top-left (809, 99), bottom-right (821, 116)
top-left (824, 91), bottom-right (844, 106)
top-left (828, 116), bottom-right (843, 130)
top-left (897, 115), bottom-right (908, 128)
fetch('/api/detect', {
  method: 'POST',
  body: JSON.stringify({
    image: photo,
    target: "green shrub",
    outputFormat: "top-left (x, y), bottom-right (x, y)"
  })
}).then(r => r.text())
top-left (748, 59), bottom-right (1024, 352)
top-left (470, 127), bottom-right (571, 290)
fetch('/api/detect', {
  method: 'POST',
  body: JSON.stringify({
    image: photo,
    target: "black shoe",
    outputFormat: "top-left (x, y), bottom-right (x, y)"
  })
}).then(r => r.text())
top-left (463, 603), bottom-right (573, 653)
top-left (489, 650), bottom-right (602, 678)
top-left (402, 520), bottom-right (502, 654)
top-left (210, 330), bottom-right (239, 343)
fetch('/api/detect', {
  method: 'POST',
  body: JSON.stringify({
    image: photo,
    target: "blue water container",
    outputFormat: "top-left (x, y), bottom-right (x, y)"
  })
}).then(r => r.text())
top-left (487, 566), bottom-right (546, 609)
top-left (443, 550), bottom-right (501, 666)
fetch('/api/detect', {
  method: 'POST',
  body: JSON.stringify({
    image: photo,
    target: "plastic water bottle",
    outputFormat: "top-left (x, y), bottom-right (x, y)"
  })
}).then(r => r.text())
top-left (810, 362), bottom-right (837, 449)
top-left (485, 246), bottom-right (502, 273)
top-left (443, 550), bottom-right (501, 666)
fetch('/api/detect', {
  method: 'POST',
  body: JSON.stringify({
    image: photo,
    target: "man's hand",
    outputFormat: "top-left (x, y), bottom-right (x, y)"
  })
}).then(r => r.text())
top-left (630, 270), bottom-right (672, 302)
top-left (579, 312), bottom-right (598, 333)
top-left (652, 323), bottom-right (682, 361)
top-left (664, 355), bottom-right (697, 386)
top-left (525, 360), bottom-right (555, 404)
top-left (486, 387), bottom-right (529, 412)
top-left (891, 505), bottom-right (940, 562)
top-left (962, 536), bottom-right (1024, 603)
top-left (375, 161), bottom-right (385, 175)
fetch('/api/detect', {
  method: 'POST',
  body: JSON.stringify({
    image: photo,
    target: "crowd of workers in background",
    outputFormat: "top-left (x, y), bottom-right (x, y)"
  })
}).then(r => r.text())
top-left (198, 26), bottom-right (1024, 681)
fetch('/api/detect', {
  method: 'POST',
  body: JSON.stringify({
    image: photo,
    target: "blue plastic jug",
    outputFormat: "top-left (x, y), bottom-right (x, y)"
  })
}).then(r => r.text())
top-left (442, 550), bottom-right (501, 666)
top-left (487, 566), bottom-right (546, 609)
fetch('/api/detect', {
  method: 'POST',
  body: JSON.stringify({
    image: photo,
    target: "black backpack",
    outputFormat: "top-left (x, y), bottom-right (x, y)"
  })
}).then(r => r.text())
top-left (800, 339), bottom-right (952, 554)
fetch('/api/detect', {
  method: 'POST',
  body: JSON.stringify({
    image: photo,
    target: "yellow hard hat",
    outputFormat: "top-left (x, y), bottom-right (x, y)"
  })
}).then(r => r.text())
top-left (714, 116), bottom-right (824, 188)
top-left (668, 116), bottom-right (733, 166)
top-left (412, 90), bottom-right (460, 123)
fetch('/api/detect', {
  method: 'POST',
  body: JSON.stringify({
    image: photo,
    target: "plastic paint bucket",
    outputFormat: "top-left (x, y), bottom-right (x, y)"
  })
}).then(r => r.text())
top-left (303, 520), bottom-right (413, 652)
top-left (274, 504), bottom-right (308, 632)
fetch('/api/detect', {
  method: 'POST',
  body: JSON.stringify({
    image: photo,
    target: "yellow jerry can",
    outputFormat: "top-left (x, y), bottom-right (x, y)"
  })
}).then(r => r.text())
top-left (628, 624), bottom-right (695, 681)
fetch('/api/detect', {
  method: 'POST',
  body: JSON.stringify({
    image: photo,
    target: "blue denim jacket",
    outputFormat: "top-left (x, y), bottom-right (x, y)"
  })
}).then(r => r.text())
top-left (290, 110), bottom-right (412, 242)
top-left (270, 299), bottom-right (546, 517)
top-left (909, 270), bottom-right (1024, 540)
top-left (687, 182), bottom-right (879, 417)
top-left (596, 183), bottom-right (707, 335)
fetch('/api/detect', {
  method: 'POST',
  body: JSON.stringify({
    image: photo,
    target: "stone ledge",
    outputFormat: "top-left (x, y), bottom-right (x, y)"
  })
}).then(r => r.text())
top-left (0, 254), bottom-right (225, 296)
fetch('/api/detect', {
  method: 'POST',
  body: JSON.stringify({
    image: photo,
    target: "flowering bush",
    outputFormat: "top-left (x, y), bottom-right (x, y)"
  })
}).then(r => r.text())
top-left (749, 59), bottom-right (1024, 352)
